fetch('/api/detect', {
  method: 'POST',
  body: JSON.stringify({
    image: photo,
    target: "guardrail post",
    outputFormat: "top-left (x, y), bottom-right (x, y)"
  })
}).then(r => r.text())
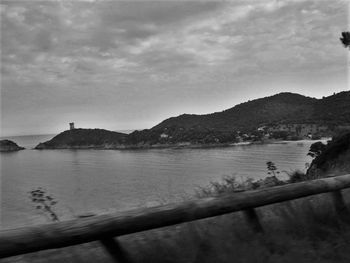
top-left (331, 190), bottom-right (350, 222)
top-left (100, 238), bottom-right (132, 263)
top-left (243, 208), bottom-right (263, 233)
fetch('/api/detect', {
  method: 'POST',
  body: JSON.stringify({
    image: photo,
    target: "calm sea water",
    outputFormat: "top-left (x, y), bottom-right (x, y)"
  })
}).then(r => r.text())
top-left (1, 134), bottom-right (320, 229)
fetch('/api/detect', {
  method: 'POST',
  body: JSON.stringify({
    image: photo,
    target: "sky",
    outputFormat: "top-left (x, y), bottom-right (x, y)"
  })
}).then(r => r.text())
top-left (1, 0), bottom-right (349, 136)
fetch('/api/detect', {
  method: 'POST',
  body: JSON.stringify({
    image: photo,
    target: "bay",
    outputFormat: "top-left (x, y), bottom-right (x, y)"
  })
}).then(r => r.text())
top-left (0, 135), bottom-right (319, 229)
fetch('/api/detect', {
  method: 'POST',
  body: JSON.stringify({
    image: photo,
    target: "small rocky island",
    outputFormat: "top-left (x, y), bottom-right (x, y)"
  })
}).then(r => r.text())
top-left (0, 140), bottom-right (25, 152)
top-left (35, 128), bottom-right (128, 149)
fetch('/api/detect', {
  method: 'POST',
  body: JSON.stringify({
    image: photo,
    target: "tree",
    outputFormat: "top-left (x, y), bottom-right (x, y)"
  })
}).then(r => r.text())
top-left (307, 141), bottom-right (326, 159)
top-left (340, 32), bottom-right (350, 49)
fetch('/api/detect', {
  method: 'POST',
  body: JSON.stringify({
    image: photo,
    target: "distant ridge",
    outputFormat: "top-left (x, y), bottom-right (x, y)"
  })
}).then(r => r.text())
top-left (151, 91), bottom-right (350, 132)
top-left (125, 91), bottom-right (350, 146)
top-left (152, 92), bottom-right (317, 132)
top-left (35, 91), bottom-right (350, 149)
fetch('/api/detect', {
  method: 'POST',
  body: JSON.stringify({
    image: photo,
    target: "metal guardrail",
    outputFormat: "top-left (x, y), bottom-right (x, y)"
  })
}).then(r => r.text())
top-left (1, 174), bottom-right (350, 261)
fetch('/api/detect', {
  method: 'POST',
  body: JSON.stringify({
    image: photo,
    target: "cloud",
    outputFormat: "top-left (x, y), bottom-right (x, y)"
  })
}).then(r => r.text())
top-left (1, 0), bottom-right (349, 135)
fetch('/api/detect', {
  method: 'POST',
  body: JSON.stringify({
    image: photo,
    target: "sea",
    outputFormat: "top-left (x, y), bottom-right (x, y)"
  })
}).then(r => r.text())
top-left (0, 134), bottom-right (323, 229)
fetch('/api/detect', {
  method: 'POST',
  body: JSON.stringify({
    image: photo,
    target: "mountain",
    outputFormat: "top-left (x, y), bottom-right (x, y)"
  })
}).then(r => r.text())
top-left (152, 92), bottom-right (318, 132)
top-left (35, 91), bottom-right (350, 149)
top-left (152, 91), bottom-right (350, 132)
top-left (126, 91), bottom-right (350, 145)
top-left (35, 129), bottom-right (127, 149)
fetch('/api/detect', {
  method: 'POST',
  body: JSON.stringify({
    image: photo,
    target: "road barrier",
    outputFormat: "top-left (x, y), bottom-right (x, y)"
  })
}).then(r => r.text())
top-left (1, 174), bottom-right (350, 262)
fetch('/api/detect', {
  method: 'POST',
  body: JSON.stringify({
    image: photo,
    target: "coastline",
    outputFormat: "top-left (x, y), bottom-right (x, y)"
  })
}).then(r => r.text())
top-left (32, 138), bottom-right (328, 151)
top-left (34, 142), bottom-right (241, 150)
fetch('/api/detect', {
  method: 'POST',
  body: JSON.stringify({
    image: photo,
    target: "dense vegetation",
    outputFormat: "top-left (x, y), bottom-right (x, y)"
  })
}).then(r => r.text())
top-left (127, 128), bottom-right (238, 145)
top-left (312, 91), bottom-right (350, 126)
top-left (124, 91), bottom-right (350, 145)
top-left (153, 92), bottom-right (350, 132)
top-left (152, 92), bottom-right (317, 132)
top-left (307, 131), bottom-right (350, 177)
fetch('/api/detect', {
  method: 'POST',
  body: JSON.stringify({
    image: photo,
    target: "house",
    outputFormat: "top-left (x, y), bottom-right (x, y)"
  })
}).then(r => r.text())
top-left (160, 133), bottom-right (169, 139)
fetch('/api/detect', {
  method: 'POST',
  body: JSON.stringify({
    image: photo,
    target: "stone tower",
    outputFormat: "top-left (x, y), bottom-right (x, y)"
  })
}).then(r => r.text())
top-left (69, 122), bottom-right (75, 130)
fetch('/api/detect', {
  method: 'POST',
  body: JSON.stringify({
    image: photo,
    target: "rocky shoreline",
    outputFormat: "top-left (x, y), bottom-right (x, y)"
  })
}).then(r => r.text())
top-left (3, 130), bottom-right (325, 152)
top-left (34, 142), bottom-right (244, 150)
top-left (33, 139), bottom-right (322, 151)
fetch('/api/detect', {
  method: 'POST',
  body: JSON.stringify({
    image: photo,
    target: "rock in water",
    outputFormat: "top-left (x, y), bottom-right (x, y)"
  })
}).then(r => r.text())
top-left (0, 140), bottom-right (25, 152)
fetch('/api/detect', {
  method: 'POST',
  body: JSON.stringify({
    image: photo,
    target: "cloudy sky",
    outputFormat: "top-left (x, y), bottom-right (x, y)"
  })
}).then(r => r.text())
top-left (1, 0), bottom-right (349, 136)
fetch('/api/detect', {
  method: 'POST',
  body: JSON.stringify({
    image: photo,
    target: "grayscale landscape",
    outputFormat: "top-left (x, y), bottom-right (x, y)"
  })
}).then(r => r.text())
top-left (1, 1), bottom-right (350, 262)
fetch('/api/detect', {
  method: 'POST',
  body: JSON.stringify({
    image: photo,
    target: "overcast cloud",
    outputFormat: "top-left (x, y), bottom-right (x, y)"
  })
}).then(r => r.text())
top-left (1, 0), bottom-right (349, 136)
